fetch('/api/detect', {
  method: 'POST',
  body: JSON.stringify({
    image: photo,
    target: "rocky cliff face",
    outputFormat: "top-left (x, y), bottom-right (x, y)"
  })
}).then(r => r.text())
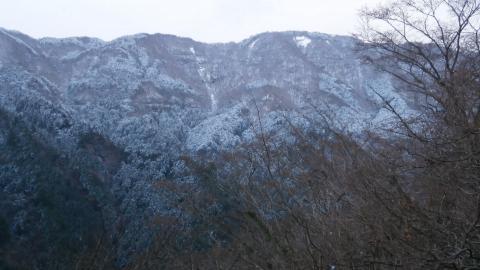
top-left (0, 28), bottom-right (415, 268)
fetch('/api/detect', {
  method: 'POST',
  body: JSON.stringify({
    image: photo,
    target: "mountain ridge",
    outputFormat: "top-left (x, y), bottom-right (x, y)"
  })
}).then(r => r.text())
top-left (0, 26), bottom-right (353, 45)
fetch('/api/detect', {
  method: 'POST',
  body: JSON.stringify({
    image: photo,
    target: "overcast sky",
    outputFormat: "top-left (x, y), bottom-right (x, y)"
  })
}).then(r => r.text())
top-left (0, 0), bottom-right (386, 43)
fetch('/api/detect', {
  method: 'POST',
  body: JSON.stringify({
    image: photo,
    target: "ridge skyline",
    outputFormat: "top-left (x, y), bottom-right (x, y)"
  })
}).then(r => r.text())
top-left (0, 26), bottom-right (354, 45)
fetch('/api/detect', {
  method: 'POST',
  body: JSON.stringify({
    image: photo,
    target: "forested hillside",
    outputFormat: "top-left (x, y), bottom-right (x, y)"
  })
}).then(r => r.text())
top-left (0, 0), bottom-right (479, 269)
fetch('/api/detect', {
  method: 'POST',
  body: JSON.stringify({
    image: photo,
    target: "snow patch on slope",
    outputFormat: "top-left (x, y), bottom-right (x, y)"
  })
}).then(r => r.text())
top-left (294, 36), bottom-right (311, 49)
top-left (247, 38), bottom-right (259, 59)
top-left (249, 39), bottom-right (258, 50)
top-left (191, 46), bottom-right (217, 111)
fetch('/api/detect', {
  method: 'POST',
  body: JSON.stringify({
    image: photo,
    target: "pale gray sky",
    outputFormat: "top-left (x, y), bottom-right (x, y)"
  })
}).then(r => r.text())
top-left (0, 0), bottom-right (385, 43)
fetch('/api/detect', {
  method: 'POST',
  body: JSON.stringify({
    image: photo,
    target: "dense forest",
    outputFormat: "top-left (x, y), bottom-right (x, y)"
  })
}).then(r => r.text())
top-left (1, 0), bottom-right (480, 269)
top-left (73, 1), bottom-right (480, 269)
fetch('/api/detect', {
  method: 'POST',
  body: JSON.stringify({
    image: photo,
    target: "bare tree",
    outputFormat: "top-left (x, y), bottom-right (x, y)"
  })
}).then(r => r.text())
top-left (356, 0), bottom-right (480, 268)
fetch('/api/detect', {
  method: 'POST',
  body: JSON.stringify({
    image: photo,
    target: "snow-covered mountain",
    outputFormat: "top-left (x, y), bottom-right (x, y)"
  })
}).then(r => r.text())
top-left (0, 28), bottom-right (416, 150)
top-left (0, 27), bottom-right (415, 268)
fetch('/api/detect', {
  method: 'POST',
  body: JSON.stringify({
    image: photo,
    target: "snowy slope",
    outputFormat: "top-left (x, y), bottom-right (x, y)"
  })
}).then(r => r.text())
top-left (0, 28), bottom-right (418, 267)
